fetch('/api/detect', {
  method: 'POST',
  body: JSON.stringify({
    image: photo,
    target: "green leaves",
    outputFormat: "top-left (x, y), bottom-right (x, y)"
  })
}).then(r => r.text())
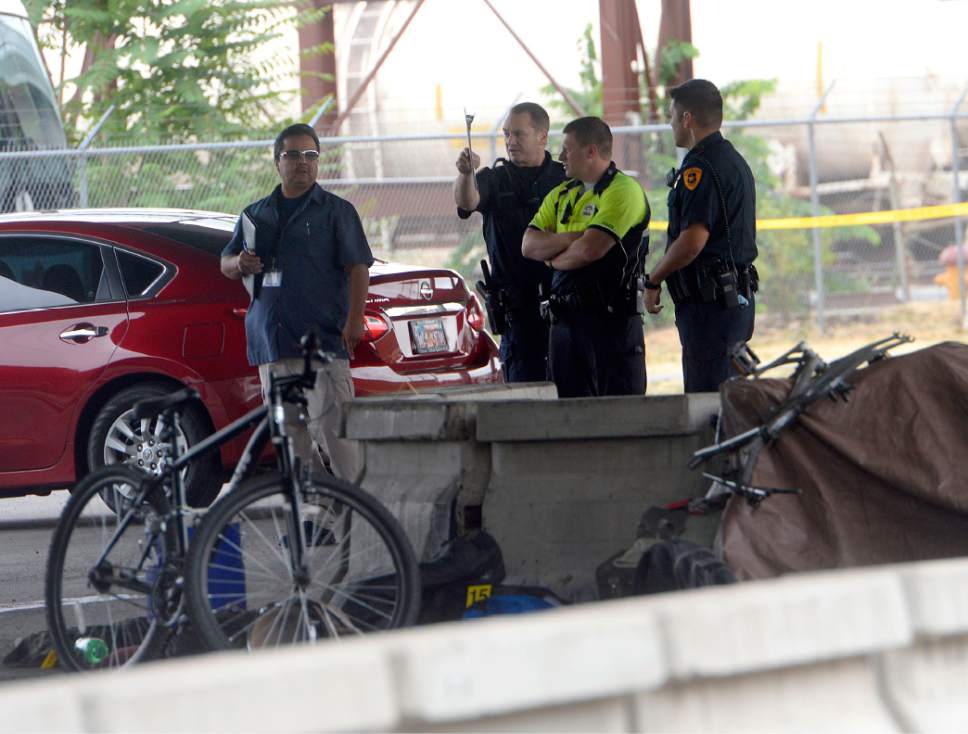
top-left (27, 0), bottom-right (323, 145)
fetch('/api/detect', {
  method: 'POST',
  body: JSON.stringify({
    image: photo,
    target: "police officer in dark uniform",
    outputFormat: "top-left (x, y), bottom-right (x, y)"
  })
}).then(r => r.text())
top-left (455, 102), bottom-right (566, 382)
top-left (523, 116), bottom-right (650, 398)
top-left (644, 79), bottom-right (758, 393)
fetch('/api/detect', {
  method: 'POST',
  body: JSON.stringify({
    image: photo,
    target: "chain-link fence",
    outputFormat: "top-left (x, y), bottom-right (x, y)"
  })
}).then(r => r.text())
top-left (2, 108), bottom-right (967, 329)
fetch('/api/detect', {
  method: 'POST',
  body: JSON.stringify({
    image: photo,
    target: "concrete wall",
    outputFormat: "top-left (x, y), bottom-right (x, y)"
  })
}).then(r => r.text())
top-left (345, 385), bottom-right (720, 599)
top-left (6, 556), bottom-right (968, 732)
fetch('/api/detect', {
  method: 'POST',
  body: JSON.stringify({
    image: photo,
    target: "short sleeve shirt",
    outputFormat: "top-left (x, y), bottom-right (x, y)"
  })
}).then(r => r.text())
top-left (529, 167), bottom-right (649, 296)
top-left (667, 132), bottom-right (757, 265)
top-left (223, 183), bottom-right (374, 364)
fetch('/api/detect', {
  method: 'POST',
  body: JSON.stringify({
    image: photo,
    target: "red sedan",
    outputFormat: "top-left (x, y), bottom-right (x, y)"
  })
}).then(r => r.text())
top-left (0, 209), bottom-right (500, 503)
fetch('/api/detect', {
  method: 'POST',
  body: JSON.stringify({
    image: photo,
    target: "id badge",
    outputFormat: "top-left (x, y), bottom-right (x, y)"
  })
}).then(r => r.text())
top-left (263, 270), bottom-right (282, 287)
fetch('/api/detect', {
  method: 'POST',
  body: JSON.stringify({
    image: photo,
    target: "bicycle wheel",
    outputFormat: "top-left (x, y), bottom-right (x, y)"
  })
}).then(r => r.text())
top-left (46, 466), bottom-right (177, 671)
top-left (185, 472), bottom-right (420, 651)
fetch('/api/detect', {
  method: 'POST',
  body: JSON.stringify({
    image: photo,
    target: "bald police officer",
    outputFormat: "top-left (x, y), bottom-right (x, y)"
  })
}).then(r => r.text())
top-left (523, 116), bottom-right (650, 398)
top-left (455, 102), bottom-right (566, 382)
top-left (644, 79), bottom-right (758, 393)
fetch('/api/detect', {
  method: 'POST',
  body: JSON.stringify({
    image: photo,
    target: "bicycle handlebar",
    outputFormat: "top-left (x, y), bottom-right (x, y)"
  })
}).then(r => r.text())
top-left (688, 333), bottom-right (912, 505)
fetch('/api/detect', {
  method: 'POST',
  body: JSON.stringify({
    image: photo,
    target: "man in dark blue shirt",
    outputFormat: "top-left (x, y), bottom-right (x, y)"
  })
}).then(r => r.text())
top-left (221, 123), bottom-right (374, 482)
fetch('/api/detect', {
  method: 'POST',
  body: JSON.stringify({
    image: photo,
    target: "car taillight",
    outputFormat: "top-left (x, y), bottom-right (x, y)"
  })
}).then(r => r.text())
top-left (466, 293), bottom-right (485, 331)
top-left (362, 313), bottom-right (390, 342)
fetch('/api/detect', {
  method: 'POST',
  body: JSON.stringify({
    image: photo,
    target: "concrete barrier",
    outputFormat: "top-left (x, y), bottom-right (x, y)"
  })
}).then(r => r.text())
top-left (345, 382), bottom-right (558, 563)
top-left (5, 556), bottom-right (968, 732)
top-left (347, 386), bottom-right (719, 599)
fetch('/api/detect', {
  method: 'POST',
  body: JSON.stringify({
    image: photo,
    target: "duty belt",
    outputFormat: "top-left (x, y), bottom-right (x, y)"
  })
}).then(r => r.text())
top-left (667, 260), bottom-right (759, 307)
top-left (539, 284), bottom-right (641, 324)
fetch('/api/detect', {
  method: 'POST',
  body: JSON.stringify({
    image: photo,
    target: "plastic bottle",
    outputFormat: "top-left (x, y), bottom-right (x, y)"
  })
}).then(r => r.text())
top-left (74, 637), bottom-right (109, 666)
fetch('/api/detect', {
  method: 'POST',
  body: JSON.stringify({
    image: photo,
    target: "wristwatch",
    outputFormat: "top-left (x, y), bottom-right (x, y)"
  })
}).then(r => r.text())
top-left (643, 275), bottom-right (661, 291)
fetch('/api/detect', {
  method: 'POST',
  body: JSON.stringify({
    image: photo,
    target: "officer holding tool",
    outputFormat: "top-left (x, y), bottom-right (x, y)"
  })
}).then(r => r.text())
top-left (455, 102), bottom-right (566, 382)
top-left (522, 116), bottom-right (650, 398)
top-left (644, 79), bottom-right (759, 393)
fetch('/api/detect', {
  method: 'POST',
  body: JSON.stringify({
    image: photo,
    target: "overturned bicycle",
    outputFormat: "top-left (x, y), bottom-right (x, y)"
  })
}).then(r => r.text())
top-left (598, 333), bottom-right (968, 596)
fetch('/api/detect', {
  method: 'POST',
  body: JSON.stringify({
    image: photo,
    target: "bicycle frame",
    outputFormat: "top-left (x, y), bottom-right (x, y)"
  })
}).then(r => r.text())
top-left (690, 333), bottom-right (912, 506)
top-left (78, 335), bottom-right (335, 647)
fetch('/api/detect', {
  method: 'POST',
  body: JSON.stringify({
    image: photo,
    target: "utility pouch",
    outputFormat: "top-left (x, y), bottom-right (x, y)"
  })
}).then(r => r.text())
top-left (539, 295), bottom-right (569, 325)
top-left (475, 281), bottom-right (508, 335)
top-left (633, 276), bottom-right (646, 316)
top-left (695, 265), bottom-right (719, 304)
top-left (666, 270), bottom-right (689, 304)
top-left (538, 298), bottom-right (555, 325)
top-left (715, 267), bottom-right (741, 309)
top-left (538, 284), bottom-right (557, 325)
top-left (738, 264), bottom-right (759, 297)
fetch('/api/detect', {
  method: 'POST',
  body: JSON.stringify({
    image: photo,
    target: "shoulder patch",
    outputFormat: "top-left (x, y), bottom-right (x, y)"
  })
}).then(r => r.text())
top-left (683, 167), bottom-right (703, 191)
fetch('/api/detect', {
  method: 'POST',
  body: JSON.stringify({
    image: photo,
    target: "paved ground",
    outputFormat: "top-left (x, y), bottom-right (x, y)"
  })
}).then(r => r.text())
top-left (0, 518), bottom-right (66, 683)
top-left (1, 492), bottom-right (98, 683)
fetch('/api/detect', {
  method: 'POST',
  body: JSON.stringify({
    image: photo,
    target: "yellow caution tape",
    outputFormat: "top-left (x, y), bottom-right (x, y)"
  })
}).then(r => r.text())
top-left (648, 201), bottom-right (968, 232)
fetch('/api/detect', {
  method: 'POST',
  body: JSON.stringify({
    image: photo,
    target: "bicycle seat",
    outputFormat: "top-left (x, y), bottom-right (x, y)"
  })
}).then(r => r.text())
top-left (133, 388), bottom-right (200, 420)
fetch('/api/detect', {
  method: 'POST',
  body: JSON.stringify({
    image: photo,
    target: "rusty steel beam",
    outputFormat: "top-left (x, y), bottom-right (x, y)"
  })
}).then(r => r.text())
top-left (635, 12), bottom-right (661, 123)
top-left (599, 0), bottom-right (641, 126)
top-left (480, 0), bottom-right (584, 118)
top-left (657, 0), bottom-right (694, 87)
top-left (329, 0), bottom-right (427, 134)
top-left (298, 0), bottom-right (338, 131)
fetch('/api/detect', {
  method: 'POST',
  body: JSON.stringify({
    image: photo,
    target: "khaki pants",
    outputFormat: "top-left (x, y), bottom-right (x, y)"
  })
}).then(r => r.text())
top-left (258, 358), bottom-right (362, 484)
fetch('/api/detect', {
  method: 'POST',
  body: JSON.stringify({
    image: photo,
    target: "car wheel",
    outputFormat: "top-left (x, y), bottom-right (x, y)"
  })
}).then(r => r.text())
top-left (85, 383), bottom-right (221, 509)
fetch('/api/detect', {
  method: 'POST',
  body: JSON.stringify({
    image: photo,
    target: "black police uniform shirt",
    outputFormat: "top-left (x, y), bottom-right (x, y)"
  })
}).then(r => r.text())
top-left (530, 164), bottom-right (650, 300)
top-left (457, 152), bottom-right (566, 303)
top-left (223, 183), bottom-right (374, 365)
top-left (667, 131), bottom-right (757, 266)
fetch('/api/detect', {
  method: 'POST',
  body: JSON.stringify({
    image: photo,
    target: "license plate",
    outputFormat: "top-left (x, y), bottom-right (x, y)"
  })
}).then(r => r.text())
top-left (409, 317), bottom-right (448, 354)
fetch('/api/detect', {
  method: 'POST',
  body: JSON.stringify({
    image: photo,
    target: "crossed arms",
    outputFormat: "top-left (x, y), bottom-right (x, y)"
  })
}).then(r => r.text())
top-left (521, 227), bottom-right (615, 270)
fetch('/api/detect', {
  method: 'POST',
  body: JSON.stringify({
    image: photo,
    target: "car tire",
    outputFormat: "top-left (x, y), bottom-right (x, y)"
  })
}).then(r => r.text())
top-left (85, 383), bottom-right (221, 508)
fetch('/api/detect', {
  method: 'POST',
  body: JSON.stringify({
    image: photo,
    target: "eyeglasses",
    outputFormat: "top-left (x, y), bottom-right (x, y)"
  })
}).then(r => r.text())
top-left (278, 149), bottom-right (320, 161)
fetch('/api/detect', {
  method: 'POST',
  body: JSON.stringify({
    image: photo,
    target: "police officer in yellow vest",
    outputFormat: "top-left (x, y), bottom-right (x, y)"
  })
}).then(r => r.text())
top-left (523, 116), bottom-right (650, 398)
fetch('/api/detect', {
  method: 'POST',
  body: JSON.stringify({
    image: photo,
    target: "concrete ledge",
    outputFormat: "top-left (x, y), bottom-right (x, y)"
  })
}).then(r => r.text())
top-left (345, 383), bottom-right (558, 441)
top-left (346, 401), bottom-right (464, 441)
top-left (649, 566), bottom-right (911, 678)
top-left (394, 604), bottom-right (666, 722)
top-left (7, 556), bottom-right (968, 732)
top-left (476, 393), bottom-right (720, 442)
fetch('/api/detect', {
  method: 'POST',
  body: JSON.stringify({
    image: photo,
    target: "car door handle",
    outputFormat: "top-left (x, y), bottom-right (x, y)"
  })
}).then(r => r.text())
top-left (59, 324), bottom-right (110, 343)
top-left (231, 308), bottom-right (248, 318)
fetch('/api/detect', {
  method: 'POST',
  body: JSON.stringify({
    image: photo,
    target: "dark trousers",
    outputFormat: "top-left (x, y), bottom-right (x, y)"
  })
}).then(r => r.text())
top-left (548, 313), bottom-right (645, 398)
top-left (500, 315), bottom-right (550, 383)
top-left (674, 298), bottom-right (755, 393)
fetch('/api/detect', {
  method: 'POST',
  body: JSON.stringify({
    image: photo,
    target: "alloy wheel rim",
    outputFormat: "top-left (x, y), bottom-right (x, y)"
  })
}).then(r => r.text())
top-left (103, 409), bottom-right (188, 478)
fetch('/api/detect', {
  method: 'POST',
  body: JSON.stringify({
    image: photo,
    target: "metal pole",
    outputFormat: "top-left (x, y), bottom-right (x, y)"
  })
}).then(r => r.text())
top-left (877, 131), bottom-right (909, 302)
top-left (307, 97), bottom-right (334, 129)
top-left (809, 82), bottom-right (835, 334)
top-left (329, 0), bottom-right (426, 134)
top-left (950, 85), bottom-right (968, 328)
top-left (76, 105), bottom-right (115, 208)
top-left (480, 0), bottom-right (584, 117)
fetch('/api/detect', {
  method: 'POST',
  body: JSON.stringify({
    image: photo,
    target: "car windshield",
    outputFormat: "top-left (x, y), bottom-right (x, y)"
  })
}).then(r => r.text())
top-left (134, 219), bottom-right (235, 256)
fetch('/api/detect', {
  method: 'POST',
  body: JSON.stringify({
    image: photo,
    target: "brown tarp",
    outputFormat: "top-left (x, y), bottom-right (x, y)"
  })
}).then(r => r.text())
top-left (719, 341), bottom-right (968, 580)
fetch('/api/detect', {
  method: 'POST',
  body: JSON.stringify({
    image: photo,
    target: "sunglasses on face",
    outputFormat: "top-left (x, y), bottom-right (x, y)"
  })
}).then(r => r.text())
top-left (278, 149), bottom-right (320, 161)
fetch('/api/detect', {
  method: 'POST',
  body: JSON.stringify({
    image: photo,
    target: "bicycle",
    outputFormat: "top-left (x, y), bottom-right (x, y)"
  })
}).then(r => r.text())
top-left (689, 333), bottom-right (913, 506)
top-left (608, 334), bottom-right (914, 598)
top-left (45, 334), bottom-right (421, 671)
